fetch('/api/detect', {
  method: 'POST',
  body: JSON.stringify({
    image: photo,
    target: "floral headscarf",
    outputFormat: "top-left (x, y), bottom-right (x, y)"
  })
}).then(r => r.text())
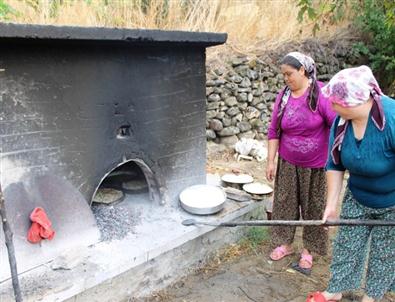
top-left (322, 65), bottom-right (383, 107)
top-left (322, 65), bottom-right (385, 165)
top-left (276, 52), bottom-right (317, 136)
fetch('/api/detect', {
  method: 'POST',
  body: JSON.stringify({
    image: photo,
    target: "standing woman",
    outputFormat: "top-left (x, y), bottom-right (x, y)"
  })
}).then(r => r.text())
top-left (307, 66), bottom-right (395, 302)
top-left (266, 52), bottom-right (336, 272)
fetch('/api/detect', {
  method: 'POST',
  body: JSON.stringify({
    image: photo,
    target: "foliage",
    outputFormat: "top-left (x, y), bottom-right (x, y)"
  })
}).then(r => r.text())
top-left (244, 226), bottom-right (269, 251)
top-left (296, 0), bottom-right (348, 35)
top-left (353, 0), bottom-right (395, 90)
top-left (3, 0), bottom-right (351, 54)
top-left (0, 0), bottom-right (17, 20)
top-left (296, 0), bottom-right (395, 94)
top-left (383, 0), bottom-right (395, 26)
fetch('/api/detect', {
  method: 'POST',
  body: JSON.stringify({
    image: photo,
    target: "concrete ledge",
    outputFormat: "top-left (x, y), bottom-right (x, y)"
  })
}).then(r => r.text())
top-left (0, 193), bottom-right (266, 302)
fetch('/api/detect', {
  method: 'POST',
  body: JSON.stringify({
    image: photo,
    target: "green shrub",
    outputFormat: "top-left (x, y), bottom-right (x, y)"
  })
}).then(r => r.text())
top-left (353, 0), bottom-right (395, 94)
top-left (245, 226), bottom-right (269, 250)
top-left (0, 0), bottom-right (16, 20)
top-left (296, 0), bottom-right (395, 95)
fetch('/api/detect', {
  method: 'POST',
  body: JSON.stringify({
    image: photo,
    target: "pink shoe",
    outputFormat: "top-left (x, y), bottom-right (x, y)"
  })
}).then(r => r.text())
top-left (291, 251), bottom-right (313, 275)
top-left (299, 252), bottom-right (313, 269)
top-left (269, 245), bottom-right (294, 261)
top-left (306, 291), bottom-right (339, 302)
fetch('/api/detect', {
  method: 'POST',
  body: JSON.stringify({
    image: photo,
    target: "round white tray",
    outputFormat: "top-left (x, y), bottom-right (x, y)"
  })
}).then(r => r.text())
top-left (179, 184), bottom-right (226, 215)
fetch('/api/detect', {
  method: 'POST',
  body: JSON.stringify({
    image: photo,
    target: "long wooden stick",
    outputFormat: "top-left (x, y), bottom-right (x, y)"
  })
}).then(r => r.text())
top-left (182, 218), bottom-right (395, 227)
top-left (0, 186), bottom-right (23, 302)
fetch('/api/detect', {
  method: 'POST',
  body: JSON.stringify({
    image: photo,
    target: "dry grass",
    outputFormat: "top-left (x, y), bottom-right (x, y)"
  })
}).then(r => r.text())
top-left (3, 0), bottom-right (352, 55)
top-left (197, 242), bottom-right (250, 275)
top-left (197, 227), bottom-right (269, 275)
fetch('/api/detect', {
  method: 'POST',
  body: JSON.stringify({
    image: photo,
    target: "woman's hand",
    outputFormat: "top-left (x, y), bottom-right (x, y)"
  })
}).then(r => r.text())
top-left (322, 202), bottom-right (338, 222)
top-left (323, 171), bottom-right (344, 223)
top-left (266, 161), bottom-right (276, 182)
top-left (266, 139), bottom-right (279, 182)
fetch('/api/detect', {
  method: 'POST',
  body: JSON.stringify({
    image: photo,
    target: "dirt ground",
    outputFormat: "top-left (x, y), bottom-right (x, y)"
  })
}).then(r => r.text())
top-left (141, 142), bottom-right (395, 302)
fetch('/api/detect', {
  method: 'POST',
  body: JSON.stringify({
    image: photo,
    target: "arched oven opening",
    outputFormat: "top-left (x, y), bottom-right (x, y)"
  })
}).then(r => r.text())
top-left (91, 159), bottom-right (160, 241)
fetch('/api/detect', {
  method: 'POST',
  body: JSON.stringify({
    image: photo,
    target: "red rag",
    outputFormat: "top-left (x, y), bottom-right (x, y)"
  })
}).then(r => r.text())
top-left (27, 207), bottom-right (55, 243)
top-left (27, 222), bottom-right (42, 243)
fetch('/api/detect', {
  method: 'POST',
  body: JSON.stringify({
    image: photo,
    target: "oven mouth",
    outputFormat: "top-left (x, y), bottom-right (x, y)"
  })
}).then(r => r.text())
top-left (91, 159), bottom-right (161, 206)
top-left (90, 159), bottom-right (162, 241)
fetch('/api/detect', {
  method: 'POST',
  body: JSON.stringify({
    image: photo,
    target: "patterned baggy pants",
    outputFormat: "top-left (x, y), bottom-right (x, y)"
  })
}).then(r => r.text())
top-left (327, 188), bottom-right (395, 299)
top-left (270, 157), bottom-right (328, 255)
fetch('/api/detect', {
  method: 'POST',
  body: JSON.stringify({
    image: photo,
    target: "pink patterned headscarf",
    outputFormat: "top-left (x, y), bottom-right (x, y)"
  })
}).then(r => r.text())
top-left (322, 65), bottom-right (385, 165)
top-left (322, 65), bottom-right (382, 107)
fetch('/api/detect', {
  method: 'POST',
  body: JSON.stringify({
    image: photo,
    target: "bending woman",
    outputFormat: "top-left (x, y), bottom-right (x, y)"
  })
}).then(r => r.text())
top-left (307, 65), bottom-right (395, 302)
top-left (266, 52), bottom-right (336, 272)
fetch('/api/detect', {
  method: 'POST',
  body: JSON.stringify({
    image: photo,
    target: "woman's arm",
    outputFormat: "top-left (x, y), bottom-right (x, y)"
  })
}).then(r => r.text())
top-left (323, 118), bottom-right (346, 221)
top-left (266, 89), bottom-right (284, 182)
top-left (317, 84), bottom-right (337, 127)
top-left (266, 139), bottom-right (279, 182)
top-left (267, 89), bottom-right (284, 140)
top-left (323, 170), bottom-right (345, 222)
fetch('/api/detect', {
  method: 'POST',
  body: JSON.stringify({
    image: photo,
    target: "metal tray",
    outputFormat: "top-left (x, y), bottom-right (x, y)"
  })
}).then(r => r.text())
top-left (179, 184), bottom-right (226, 215)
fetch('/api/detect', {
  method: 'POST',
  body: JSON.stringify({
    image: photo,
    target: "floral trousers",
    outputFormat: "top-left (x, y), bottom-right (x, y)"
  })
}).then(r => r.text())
top-left (270, 157), bottom-right (328, 255)
top-left (327, 188), bottom-right (395, 299)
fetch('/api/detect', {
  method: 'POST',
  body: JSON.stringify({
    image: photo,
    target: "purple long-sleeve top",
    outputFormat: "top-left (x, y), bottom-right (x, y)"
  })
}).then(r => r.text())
top-left (268, 82), bottom-right (336, 168)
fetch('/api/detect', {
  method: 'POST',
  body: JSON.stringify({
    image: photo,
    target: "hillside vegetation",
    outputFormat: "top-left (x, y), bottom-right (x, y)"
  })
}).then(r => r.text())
top-left (0, 0), bottom-right (351, 53)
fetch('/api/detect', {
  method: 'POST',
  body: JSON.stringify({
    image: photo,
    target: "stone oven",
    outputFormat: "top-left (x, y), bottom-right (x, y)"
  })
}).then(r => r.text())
top-left (0, 23), bottom-right (226, 281)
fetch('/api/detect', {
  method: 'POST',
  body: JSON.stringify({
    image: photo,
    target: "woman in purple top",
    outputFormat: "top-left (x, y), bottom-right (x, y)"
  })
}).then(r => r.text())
top-left (266, 52), bottom-right (336, 272)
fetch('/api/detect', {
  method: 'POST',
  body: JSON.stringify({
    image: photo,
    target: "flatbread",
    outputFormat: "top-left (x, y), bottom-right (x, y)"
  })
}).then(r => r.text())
top-left (221, 173), bottom-right (254, 184)
top-left (122, 179), bottom-right (147, 190)
top-left (92, 188), bottom-right (125, 204)
top-left (243, 182), bottom-right (273, 195)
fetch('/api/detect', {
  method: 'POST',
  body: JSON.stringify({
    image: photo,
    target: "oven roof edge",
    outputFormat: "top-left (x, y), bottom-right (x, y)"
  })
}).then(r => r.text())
top-left (0, 23), bottom-right (227, 47)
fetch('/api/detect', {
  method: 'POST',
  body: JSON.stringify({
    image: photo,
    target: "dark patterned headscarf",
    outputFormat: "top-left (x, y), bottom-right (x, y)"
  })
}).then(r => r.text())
top-left (322, 65), bottom-right (385, 165)
top-left (286, 51), bottom-right (317, 80)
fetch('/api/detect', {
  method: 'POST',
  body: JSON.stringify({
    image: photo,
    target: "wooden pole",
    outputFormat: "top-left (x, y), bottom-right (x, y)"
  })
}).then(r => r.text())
top-left (0, 186), bottom-right (23, 302)
top-left (182, 218), bottom-right (395, 227)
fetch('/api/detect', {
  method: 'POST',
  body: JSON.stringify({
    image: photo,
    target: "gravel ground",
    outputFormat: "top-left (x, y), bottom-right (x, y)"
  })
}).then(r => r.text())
top-left (92, 202), bottom-right (140, 241)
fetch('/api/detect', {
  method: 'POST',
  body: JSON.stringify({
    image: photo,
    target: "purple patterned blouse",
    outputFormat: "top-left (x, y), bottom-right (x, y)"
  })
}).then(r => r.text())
top-left (268, 82), bottom-right (336, 168)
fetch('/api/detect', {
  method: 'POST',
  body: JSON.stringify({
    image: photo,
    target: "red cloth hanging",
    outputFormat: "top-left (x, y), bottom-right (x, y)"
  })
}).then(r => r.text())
top-left (27, 207), bottom-right (55, 243)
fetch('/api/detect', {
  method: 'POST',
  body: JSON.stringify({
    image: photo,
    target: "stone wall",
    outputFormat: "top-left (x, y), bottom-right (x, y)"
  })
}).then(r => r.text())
top-left (205, 38), bottom-right (364, 145)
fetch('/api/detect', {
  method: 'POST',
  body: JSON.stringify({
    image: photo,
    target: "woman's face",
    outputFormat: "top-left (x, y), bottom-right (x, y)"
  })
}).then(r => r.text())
top-left (331, 103), bottom-right (355, 119)
top-left (280, 64), bottom-right (306, 91)
top-left (330, 99), bottom-right (371, 120)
